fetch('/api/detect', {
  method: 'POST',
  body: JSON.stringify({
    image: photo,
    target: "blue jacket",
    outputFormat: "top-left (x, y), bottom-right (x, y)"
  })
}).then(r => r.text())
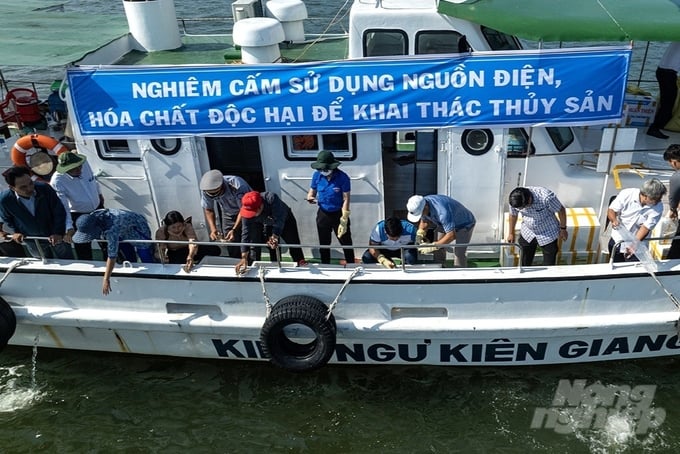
top-left (0, 182), bottom-right (67, 237)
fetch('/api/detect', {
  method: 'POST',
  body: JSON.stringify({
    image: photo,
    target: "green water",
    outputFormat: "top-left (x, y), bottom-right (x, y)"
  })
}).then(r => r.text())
top-left (2, 346), bottom-right (679, 453)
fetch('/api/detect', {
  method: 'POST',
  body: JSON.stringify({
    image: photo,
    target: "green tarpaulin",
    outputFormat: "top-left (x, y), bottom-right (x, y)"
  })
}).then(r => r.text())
top-left (438, 0), bottom-right (680, 42)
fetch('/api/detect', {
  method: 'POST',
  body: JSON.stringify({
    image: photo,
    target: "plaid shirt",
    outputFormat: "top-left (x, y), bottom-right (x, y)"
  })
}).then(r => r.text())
top-left (509, 186), bottom-right (563, 246)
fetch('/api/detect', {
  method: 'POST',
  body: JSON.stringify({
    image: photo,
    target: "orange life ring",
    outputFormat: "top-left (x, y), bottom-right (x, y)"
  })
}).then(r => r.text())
top-left (10, 134), bottom-right (68, 168)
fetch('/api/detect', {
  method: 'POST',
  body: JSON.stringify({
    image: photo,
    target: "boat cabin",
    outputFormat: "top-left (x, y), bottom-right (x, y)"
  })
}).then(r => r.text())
top-left (0, 0), bottom-right (666, 265)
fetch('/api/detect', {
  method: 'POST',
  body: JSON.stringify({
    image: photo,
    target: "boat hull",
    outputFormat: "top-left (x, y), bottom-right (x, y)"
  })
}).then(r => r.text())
top-left (4, 257), bottom-right (680, 367)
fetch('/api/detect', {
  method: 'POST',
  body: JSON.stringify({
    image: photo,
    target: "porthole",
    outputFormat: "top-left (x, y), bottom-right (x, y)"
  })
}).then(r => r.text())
top-left (461, 129), bottom-right (493, 156)
top-left (151, 138), bottom-right (182, 156)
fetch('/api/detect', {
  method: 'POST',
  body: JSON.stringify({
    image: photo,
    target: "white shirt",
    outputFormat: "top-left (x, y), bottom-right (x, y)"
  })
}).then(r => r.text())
top-left (659, 43), bottom-right (680, 73)
top-left (50, 161), bottom-right (101, 229)
top-left (609, 188), bottom-right (663, 245)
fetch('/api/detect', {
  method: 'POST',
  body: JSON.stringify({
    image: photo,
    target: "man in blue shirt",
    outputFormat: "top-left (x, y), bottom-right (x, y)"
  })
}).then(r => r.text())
top-left (306, 151), bottom-right (355, 265)
top-left (506, 186), bottom-right (568, 266)
top-left (362, 217), bottom-right (417, 268)
top-left (406, 194), bottom-right (476, 267)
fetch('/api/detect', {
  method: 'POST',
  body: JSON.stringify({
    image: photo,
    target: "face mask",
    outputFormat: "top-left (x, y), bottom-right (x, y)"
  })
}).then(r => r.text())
top-left (320, 170), bottom-right (332, 176)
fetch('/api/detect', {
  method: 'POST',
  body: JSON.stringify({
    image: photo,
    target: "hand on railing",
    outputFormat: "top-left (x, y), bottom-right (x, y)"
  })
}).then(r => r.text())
top-left (418, 244), bottom-right (439, 254)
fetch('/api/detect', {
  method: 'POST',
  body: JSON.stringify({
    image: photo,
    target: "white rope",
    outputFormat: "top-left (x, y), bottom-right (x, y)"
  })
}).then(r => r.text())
top-left (0, 258), bottom-right (30, 288)
top-left (258, 266), bottom-right (272, 317)
top-left (326, 266), bottom-right (363, 320)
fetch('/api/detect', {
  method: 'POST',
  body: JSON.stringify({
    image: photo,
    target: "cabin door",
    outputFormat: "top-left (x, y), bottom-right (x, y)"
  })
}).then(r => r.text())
top-left (440, 128), bottom-right (506, 246)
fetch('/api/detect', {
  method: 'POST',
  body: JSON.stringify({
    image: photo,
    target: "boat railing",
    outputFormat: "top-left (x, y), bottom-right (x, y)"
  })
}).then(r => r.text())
top-left (18, 236), bottom-right (533, 272)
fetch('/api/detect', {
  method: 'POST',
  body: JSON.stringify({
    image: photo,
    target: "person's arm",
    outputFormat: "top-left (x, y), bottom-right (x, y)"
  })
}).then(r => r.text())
top-left (226, 213), bottom-right (242, 242)
top-left (204, 207), bottom-right (220, 240)
top-left (636, 225), bottom-right (651, 242)
top-left (437, 230), bottom-right (456, 245)
top-left (557, 206), bottom-right (568, 240)
top-left (368, 239), bottom-right (382, 259)
top-left (607, 208), bottom-right (620, 228)
top-left (154, 228), bottom-right (168, 263)
top-left (103, 257), bottom-right (115, 295)
top-left (506, 214), bottom-right (518, 242)
top-left (184, 223), bottom-right (198, 260)
top-left (306, 188), bottom-right (317, 203)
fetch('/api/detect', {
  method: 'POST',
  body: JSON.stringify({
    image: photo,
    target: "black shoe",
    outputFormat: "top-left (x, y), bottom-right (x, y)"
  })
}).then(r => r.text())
top-left (647, 127), bottom-right (669, 139)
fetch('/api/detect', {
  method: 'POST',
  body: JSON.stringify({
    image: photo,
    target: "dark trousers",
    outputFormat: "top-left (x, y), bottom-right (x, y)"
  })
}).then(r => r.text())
top-left (0, 240), bottom-right (28, 258)
top-left (316, 208), bottom-right (354, 264)
top-left (651, 67), bottom-right (678, 130)
top-left (519, 235), bottom-right (558, 266)
top-left (667, 222), bottom-right (680, 259)
top-left (251, 211), bottom-right (304, 263)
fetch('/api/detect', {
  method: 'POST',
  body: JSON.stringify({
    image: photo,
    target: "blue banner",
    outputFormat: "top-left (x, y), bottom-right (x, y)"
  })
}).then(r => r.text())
top-left (67, 47), bottom-right (631, 138)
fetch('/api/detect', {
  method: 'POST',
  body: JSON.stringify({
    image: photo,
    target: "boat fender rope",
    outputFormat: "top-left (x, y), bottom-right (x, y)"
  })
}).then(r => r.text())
top-left (258, 266), bottom-right (272, 316)
top-left (0, 259), bottom-right (31, 288)
top-left (326, 266), bottom-right (363, 320)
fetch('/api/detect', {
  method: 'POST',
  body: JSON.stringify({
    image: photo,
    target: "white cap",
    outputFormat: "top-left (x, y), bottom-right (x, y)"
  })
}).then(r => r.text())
top-left (406, 195), bottom-right (426, 222)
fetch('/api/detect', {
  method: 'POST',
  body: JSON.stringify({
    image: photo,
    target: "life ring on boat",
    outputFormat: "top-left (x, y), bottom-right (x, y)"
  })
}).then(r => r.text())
top-left (260, 295), bottom-right (336, 372)
top-left (10, 134), bottom-right (68, 176)
top-left (0, 296), bottom-right (17, 352)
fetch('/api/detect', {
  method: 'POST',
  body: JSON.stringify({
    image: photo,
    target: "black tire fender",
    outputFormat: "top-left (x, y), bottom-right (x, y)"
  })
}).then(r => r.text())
top-left (260, 295), bottom-right (336, 372)
top-left (0, 296), bottom-right (16, 351)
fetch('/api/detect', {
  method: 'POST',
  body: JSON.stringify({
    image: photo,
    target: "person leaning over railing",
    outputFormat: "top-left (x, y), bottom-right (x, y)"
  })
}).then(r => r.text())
top-left (234, 191), bottom-right (307, 275)
top-left (72, 208), bottom-right (153, 295)
top-left (361, 217), bottom-right (417, 268)
top-left (0, 166), bottom-right (73, 260)
top-left (155, 210), bottom-right (221, 270)
top-left (506, 186), bottom-right (568, 267)
top-left (607, 178), bottom-right (666, 263)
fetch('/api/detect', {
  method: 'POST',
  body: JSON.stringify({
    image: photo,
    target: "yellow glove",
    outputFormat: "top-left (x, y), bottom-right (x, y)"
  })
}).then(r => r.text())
top-left (419, 243), bottom-right (439, 254)
top-left (415, 229), bottom-right (427, 245)
top-left (377, 254), bottom-right (396, 269)
top-left (338, 209), bottom-right (350, 238)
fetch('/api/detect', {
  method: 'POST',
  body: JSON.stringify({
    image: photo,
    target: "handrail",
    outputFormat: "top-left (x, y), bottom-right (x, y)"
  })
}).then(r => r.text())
top-left (18, 236), bottom-right (526, 272)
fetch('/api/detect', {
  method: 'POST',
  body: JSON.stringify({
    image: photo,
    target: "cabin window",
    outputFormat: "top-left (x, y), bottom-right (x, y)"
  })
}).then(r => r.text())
top-left (481, 26), bottom-right (521, 51)
top-left (461, 129), bottom-right (494, 156)
top-left (416, 31), bottom-right (465, 55)
top-left (546, 127), bottom-right (574, 152)
top-left (506, 128), bottom-right (536, 158)
top-left (95, 139), bottom-right (140, 161)
top-left (150, 138), bottom-right (182, 156)
top-left (364, 30), bottom-right (408, 57)
top-left (283, 133), bottom-right (357, 160)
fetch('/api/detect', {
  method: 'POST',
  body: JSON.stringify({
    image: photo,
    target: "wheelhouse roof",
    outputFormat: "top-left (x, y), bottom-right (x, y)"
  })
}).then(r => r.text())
top-left (438, 0), bottom-right (680, 42)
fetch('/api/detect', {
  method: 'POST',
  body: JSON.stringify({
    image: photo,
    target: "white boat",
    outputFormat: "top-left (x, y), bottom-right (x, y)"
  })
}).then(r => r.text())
top-left (1, 0), bottom-right (680, 371)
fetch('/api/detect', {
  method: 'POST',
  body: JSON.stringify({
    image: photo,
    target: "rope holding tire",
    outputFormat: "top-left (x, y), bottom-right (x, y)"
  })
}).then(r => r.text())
top-left (0, 296), bottom-right (17, 352)
top-left (260, 295), bottom-right (336, 372)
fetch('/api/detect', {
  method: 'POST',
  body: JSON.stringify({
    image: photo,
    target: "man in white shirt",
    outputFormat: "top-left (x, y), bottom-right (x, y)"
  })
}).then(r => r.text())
top-left (50, 151), bottom-right (103, 260)
top-left (607, 179), bottom-right (666, 262)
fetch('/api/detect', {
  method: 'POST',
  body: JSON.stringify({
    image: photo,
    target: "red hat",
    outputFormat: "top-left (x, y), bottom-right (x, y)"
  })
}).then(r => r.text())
top-left (240, 191), bottom-right (263, 218)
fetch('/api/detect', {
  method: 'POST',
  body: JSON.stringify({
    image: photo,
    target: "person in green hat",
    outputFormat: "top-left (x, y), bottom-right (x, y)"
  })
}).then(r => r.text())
top-left (50, 150), bottom-right (104, 260)
top-left (306, 150), bottom-right (355, 264)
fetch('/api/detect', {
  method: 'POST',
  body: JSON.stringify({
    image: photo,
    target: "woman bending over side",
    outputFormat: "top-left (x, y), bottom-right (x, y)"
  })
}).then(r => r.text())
top-left (156, 211), bottom-right (221, 267)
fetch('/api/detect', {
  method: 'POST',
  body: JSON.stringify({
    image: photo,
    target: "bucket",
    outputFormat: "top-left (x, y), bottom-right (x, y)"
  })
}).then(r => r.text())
top-left (16, 96), bottom-right (42, 123)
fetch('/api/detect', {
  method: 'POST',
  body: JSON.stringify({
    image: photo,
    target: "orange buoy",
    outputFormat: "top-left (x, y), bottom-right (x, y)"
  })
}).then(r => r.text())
top-left (10, 134), bottom-right (67, 167)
